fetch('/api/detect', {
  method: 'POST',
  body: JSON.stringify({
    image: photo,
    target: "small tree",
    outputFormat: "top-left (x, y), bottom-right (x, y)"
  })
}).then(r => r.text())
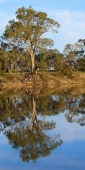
top-left (3, 6), bottom-right (60, 74)
top-left (63, 43), bottom-right (81, 72)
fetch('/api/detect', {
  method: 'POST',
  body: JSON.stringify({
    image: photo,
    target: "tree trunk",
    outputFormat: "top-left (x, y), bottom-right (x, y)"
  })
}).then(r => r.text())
top-left (31, 55), bottom-right (35, 74)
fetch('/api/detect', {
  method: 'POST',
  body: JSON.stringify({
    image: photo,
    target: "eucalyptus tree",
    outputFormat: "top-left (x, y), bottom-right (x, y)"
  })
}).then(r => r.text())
top-left (63, 43), bottom-right (84, 73)
top-left (63, 42), bottom-right (84, 65)
top-left (35, 49), bottom-right (60, 71)
top-left (78, 39), bottom-right (85, 49)
top-left (76, 39), bottom-right (85, 71)
top-left (0, 37), bottom-right (9, 72)
top-left (77, 57), bottom-right (85, 71)
top-left (0, 35), bottom-right (31, 72)
top-left (3, 6), bottom-right (60, 74)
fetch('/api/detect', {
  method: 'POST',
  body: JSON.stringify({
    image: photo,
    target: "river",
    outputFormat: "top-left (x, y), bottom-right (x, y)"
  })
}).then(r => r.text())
top-left (0, 86), bottom-right (85, 170)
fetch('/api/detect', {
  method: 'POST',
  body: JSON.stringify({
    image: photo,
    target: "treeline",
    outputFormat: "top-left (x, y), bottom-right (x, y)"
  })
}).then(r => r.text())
top-left (0, 6), bottom-right (85, 76)
top-left (0, 37), bottom-right (85, 75)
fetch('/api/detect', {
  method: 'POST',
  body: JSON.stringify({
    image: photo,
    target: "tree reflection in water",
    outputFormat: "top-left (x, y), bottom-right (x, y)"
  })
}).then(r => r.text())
top-left (64, 93), bottom-right (85, 125)
top-left (0, 88), bottom-right (63, 162)
top-left (1, 87), bottom-right (85, 162)
top-left (6, 122), bottom-right (62, 162)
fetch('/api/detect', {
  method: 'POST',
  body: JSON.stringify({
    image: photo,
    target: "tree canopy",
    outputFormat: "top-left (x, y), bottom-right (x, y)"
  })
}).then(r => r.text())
top-left (3, 6), bottom-right (60, 73)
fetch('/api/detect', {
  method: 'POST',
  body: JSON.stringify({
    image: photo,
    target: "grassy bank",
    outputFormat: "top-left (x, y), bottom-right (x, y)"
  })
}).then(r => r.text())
top-left (0, 71), bottom-right (85, 90)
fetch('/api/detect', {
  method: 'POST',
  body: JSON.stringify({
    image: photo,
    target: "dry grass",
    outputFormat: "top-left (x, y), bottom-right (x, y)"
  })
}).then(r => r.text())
top-left (0, 71), bottom-right (85, 91)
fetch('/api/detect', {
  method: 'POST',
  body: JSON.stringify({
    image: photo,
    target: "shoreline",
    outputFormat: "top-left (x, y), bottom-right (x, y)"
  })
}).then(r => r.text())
top-left (0, 72), bottom-right (85, 91)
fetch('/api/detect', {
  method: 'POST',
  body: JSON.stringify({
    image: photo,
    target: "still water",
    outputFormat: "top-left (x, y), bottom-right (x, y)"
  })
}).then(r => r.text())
top-left (0, 87), bottom-right (85, 170)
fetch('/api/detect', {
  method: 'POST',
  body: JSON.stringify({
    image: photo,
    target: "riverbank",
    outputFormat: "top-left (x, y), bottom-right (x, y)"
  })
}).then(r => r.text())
top-left (0, 71), bottom-right (85, 91)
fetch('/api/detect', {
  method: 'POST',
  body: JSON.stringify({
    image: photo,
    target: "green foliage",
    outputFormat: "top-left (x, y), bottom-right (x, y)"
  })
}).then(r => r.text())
top-left (77, 57), bottom-right (85, 71)
top-left (1, 6), bottom-right (85, 76)
top-left (63, 41), bottom-right (85, 73)
top-left (3, 6), bottom-right (60, 73)
top-left (35, 49), bottom-right (60, 71)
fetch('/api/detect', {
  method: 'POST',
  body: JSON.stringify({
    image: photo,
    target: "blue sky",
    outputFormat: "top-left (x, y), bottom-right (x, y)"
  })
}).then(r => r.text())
top-left (0, 0), bottom-right (85, 52)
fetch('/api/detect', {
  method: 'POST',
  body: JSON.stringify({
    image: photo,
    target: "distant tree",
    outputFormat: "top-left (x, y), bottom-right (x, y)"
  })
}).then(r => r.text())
top-left (77, 57), bottom-right (85, 71)
top-left (3, 6), bottom-right (60, 74)
top-left (0, 38), bottom-right (11, 72)
top-left (63, 42), bottom-right (85, 73)
top-left (35, 49), bottom-right (60, 71)
top-left (78, 39), bottom-right (85, 47)
top-left (0, 36), bottom-right (32, 72)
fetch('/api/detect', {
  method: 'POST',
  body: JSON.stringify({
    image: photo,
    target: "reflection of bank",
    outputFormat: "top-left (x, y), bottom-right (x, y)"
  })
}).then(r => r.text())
top-left (0, 93), bottom-right (63, 162)
top-left (64, 94), bottom-right (85, 126)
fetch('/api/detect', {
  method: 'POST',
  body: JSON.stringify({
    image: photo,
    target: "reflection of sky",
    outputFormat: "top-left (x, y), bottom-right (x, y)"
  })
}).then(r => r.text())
top-left (0, 112), bottom-right (85, 170)
top-left (53, 113), bottom-right (85, 141)
top-left (41, 113), bottom-right (85, 141)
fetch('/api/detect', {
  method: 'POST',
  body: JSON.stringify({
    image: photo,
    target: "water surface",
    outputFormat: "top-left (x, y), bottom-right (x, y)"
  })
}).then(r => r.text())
top-left (0, 87), bottom-right (85, 170)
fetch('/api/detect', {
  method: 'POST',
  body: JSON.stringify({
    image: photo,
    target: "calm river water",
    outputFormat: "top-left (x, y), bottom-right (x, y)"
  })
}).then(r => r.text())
top-left (0, 86), bottom-right (85, 170)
